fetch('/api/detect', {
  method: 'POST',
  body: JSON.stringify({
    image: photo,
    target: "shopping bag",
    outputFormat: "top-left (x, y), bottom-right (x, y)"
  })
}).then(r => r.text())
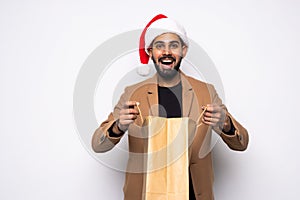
top-left (143, 116), bottom-right (193, 200)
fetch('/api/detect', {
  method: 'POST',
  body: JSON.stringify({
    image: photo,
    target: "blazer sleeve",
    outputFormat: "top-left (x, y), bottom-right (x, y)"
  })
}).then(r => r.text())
top-left (208, 84), bottom-right (249, 151)
top-left (91, 87), bottom-right (130, 153)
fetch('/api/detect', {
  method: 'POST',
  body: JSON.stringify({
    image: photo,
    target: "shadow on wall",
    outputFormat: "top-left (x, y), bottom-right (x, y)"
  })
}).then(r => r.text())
top-left (212, 141), bottom-right (249, 199)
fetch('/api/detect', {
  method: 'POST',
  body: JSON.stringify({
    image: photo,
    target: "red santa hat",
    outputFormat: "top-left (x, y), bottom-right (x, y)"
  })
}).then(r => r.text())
top-left (139, 14), bottom-right (189, 64)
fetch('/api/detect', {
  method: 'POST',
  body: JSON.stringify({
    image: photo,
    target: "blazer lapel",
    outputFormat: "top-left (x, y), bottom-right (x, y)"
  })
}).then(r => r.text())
top-left (147, 84), bottom-right (159, 116)
top-left (145, 75), bottom-right (159, 116)
top-left (181, 73), bottom-right (194, 118)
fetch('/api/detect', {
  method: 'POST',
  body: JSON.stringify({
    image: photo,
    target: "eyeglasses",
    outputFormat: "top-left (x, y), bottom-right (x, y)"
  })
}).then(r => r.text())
top-left (152, 41), bottom-right (183, 51)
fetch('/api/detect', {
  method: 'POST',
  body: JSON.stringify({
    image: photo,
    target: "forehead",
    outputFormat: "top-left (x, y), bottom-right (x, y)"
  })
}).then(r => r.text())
top-left (152, 33), bottom-right (181, 43)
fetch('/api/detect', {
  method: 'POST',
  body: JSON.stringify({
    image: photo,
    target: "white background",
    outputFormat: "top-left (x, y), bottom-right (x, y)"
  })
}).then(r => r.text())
top-left (1, 0), bottom-right (300, 199)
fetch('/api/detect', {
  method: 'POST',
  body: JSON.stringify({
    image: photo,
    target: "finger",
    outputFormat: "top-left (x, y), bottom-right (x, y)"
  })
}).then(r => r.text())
top-left (119, 119), bottom-right (136, 126)
top-left (203, 111), bottom-right (213, 118)
top-left (201, 117), bottom-right (217, 126)
top-left (204, 116), bottom-right (219, 123)
top-left (203, 110), bottom-right (222, 119)
top-left (123, 101), bottom-right (139, 108)
top-left (119, 115), bottom-right (138, 123)
top-left (205, 104), bottom-right (222, 113)
top-left (127, 114), bottom-right (138, 120)
top-left (119, 114), bottom-right (138, 121)
top-left (120, 108), bottom-right (139, 115)
top-left (206, 112), bottom-right (222, 119)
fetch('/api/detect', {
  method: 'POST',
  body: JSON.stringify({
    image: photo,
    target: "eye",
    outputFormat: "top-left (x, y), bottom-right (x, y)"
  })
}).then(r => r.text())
top-left (170, 43), bottom-right (179, 49)
top-left (155, 43), bottom-right (164, 50)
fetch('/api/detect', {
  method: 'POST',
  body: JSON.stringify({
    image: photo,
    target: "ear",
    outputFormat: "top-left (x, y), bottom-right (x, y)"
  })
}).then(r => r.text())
top-left (182, 46), bottom-right (188, 58)
top-left (148, 48), bottom-right (153, 59)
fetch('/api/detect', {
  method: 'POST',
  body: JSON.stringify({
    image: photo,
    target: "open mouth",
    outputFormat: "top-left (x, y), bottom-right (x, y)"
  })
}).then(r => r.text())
top-left (158, 56), bottom-right (175, 68)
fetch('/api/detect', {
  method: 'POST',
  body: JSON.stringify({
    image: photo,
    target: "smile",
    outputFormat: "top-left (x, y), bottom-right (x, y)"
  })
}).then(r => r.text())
top-left (158, 56), bottom-right (175, 66)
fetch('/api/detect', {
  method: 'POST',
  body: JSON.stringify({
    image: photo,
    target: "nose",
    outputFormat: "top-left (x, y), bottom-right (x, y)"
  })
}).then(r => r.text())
top-left (162, 46), bottom-right (171, 55)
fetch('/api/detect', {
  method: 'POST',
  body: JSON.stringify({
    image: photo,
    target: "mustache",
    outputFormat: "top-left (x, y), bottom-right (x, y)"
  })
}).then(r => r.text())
top-left (158, 55), bottom-right (176, 63)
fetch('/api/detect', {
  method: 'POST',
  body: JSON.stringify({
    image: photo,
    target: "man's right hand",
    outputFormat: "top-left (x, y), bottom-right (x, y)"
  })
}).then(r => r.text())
top-left (117, 101), bottom-right (140, 132)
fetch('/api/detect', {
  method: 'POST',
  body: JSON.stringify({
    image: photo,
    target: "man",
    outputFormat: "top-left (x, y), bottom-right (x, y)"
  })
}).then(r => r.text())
top-left (92, 14), bottom-right (249, 200)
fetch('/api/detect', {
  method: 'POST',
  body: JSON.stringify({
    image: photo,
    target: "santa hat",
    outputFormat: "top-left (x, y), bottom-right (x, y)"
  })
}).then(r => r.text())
top-left (139, 14), bottom-right (189, 64)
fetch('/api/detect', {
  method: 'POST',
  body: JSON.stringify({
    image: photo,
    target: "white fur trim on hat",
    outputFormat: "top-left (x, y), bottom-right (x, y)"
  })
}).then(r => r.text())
top-left (144, 18), bottom-right (189, 53)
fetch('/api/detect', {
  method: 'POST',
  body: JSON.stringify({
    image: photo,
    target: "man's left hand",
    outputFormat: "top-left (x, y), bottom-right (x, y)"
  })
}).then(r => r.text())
top-left (202, 104), bottom-right (231, 132)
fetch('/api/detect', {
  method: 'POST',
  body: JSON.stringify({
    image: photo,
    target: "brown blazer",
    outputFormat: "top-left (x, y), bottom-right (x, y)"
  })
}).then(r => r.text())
top-left (92, 72), bottom-right (249, 200)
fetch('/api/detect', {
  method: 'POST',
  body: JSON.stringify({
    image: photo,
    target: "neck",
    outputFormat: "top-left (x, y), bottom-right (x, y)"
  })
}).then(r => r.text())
top-left (157, 72), bottom-right (181, 87)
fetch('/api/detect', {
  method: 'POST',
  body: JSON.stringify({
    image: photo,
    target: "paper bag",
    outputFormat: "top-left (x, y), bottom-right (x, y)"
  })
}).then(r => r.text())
top-left (143, 116), bottom-right (193, 200)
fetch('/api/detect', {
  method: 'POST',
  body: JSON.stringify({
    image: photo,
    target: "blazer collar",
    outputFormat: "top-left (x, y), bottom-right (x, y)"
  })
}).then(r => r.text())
top-left (146, 71), bottom-right (194, 117)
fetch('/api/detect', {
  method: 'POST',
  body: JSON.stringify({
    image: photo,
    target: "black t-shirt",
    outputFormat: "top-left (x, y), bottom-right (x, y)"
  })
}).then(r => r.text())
top-left (158, 82), bottom-right (182, 118)
top-left (158, 82), bottom-right (196, 200)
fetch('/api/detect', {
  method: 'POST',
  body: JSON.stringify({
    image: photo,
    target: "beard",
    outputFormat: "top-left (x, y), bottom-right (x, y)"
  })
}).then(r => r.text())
top-left (152, 55), bottom-right (183, 80)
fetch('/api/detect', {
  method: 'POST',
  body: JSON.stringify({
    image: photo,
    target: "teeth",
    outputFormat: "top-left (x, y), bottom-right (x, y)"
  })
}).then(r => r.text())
top-left (159, 57), bottom-right (174, 65)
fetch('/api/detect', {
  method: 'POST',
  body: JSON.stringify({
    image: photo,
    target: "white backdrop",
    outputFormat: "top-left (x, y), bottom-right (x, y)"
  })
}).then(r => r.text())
top-left (1, 0), bottom-right (300, 199)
